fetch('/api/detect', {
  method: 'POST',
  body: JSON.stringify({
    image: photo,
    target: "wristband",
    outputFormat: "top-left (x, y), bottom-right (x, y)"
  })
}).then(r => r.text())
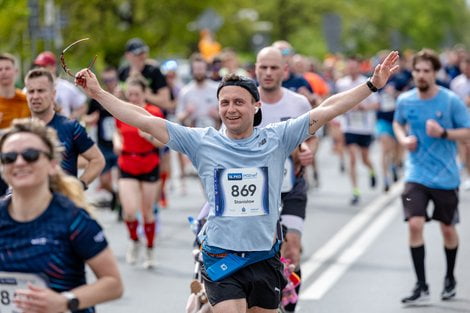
top-left (441, 129), bottom-right (448, 139)
top-left (366, 78), bottom-right (378, 92)
top-left (80, 180), bottom-right (88, 190)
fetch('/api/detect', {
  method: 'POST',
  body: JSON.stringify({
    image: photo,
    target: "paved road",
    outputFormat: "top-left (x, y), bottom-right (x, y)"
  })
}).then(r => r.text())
top-left (89, 139), bottom-right (470, 313)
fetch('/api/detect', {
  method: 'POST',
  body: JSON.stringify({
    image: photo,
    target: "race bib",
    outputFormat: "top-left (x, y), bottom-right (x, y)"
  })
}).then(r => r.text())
top-left (281, 158), bottom-right (295, 193)
top-left (0, 272), bottom-right (47, 313)
top-left (347, 111), bottom-right (366, 129)
top-left (380, 93), bottom-right (396, 112)
top-left (214, 167), bottom-right (269, 217)
top-left (102, 116), bottom-right (116, 141)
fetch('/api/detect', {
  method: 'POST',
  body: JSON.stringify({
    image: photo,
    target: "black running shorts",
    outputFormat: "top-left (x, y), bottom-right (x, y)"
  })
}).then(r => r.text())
top-left (202, 254), bottom-right (287, 309)
top-left (401, 182), bottom-right (459, 225)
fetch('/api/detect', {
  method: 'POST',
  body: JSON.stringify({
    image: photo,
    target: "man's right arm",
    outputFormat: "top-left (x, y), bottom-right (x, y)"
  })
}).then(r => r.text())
top-left (75, 69), bottom-right (169, 144)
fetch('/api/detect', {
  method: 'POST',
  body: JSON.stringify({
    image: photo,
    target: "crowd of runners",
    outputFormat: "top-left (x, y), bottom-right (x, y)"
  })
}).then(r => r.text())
top-left (0, 35), bottom-right (469, 313)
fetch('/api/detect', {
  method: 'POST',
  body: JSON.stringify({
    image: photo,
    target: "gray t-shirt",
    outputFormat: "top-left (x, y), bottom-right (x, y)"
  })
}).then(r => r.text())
top-left (165, 113), bottom-right (311, 251)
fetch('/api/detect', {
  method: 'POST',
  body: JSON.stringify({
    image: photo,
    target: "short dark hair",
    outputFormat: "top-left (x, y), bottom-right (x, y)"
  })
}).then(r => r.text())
top-left (0, 53), bottom-right (16, 66)
top-left (25, 68), bottom-right (55, 85)
top-left (217, 73), bottom-right (262, 127)
top-left (412, 49), bottom-right (441, 72)
top-left (217, 73), bottom-right (260, 102)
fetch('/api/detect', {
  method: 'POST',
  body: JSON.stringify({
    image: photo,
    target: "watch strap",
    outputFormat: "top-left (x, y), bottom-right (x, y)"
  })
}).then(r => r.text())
top-left (366, 78), bottom-right (378, 92)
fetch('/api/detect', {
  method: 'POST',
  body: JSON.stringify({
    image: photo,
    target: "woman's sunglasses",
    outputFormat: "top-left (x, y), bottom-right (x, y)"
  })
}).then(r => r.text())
top-left (0, 148), bottom-right (52, 165)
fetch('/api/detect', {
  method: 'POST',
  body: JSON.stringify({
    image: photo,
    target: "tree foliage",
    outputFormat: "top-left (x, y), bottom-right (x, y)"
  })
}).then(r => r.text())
top-left (0, 0), bottom-right (469, 75)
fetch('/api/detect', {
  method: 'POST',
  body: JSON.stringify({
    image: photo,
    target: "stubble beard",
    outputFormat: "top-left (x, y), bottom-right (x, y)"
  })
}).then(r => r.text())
top-left (417, 83), bottom-right (430, 93)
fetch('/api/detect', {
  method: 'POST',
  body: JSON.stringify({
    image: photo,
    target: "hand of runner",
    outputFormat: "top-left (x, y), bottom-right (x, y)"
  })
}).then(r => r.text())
top-left (401, 135), bottom-right (418, 151)
top-left (14, 284), bottom-right (68, 313)
top-left (369, 51), bottom-right (400, 89)
top-left (297, 144), bottom-right (313, 167)
top-left (75, 69), bottom-right (103, 98)
top-left (425, 119), bottom-right (445, 138)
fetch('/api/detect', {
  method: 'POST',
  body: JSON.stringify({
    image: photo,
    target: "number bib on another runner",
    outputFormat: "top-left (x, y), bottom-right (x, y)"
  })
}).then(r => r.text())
top-left (102, 116), bottom-right (116, 142)
top-left (281, 158), bottom-right (295, 193)
top-left (214, 167), bottom-right (269, 217)
top-left (347, 111), bottom-right (367, 129)
top-left (0, 272), bottom-right (47, 313)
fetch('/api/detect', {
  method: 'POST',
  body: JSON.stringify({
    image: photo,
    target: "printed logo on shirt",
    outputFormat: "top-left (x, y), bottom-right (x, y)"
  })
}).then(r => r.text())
top-left (228, 173), bottom-right (243, 180)
top-left (258, 138), bottom-right (267, 147)
top-left (93, 231), bottom-right (105, 243)
top-left (31, 237), bottom-right (48, 245)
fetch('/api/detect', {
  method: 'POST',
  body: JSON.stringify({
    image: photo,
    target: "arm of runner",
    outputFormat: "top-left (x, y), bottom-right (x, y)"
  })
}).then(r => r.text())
top-left (68, 248), bottom-right (123, 310)
top-left (138, 129), bottom-right (165, 147)
top-left (426, 119), bottom-right (470, 140)
top-left (13, 248), bottom-right (122, 312)
top-left (79, 144), bottom-right (105, 186)
top-left (75, 69), bottom-right (170, 144)
top-left (393, 120), bottom-right (417, 151)
top-left (307, 51), bottom-right (399, 134)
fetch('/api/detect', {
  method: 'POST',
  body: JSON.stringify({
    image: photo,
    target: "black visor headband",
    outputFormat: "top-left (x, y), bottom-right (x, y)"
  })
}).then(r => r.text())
top-left (216, 78), bottom-right (260, 102)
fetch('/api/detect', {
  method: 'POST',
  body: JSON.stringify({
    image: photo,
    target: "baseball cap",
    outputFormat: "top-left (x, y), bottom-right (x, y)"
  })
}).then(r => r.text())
top-left (216, 75), bottom-right (262, 127)
top-left (125, 38), bottom-right (149, 55)
top-left (34, 51), bottom-right (57, 67)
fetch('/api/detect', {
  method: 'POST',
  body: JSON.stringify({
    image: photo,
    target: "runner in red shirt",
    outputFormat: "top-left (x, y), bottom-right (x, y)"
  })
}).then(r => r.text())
top-left (114, 76), bottom-right (164, 269)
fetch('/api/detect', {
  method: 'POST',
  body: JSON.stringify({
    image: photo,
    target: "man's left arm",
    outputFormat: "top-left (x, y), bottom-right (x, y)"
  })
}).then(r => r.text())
top-left (307, 51), bottom-right (399, 134)
top-left (78, 144), bottom-right (105, 187)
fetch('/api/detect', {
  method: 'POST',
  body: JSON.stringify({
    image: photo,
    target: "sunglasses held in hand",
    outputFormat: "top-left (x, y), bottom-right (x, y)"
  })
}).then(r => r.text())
top-left (0, 148), bottom-right (52, 164)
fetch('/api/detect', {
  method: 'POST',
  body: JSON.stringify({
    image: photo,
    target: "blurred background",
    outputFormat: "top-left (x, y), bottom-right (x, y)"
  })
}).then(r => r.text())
top-left (2, 0), bottom-right (470, 81)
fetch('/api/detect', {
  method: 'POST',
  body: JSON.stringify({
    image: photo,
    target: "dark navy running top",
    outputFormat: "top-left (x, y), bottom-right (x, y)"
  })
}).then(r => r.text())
top-left (0, 193), bottom-right (108, 313)
top-left (47, 114), bottom-right (95, 176)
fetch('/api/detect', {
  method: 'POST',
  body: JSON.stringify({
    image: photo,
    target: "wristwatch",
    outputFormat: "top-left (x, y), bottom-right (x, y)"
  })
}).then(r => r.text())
top-left (61, 291), bottom-right (80, 311)
top-left (366, 78), bottom-right (378, 92)
top-left (441, 128), bottom-right (448, 139)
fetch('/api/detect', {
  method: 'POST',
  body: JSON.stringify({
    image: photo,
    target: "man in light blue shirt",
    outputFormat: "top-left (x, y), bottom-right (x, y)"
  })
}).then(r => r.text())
top-left (75, 51), bottom-right (399, 313)
top-left (394, 49), bottom-right (470, 305)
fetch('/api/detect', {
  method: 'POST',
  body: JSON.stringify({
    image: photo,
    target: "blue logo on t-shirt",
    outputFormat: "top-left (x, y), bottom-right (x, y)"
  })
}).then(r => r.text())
top-left (228, 173), bottom-right (242, 180)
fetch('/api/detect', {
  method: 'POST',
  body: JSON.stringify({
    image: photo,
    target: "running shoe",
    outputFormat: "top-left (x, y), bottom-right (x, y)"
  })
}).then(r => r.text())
top-left (370, 173), bottom-right (377, 188)
top-left (441, 277), bottom-right (456, 300)
top-left (126, 240), bottom-right (141, 265)
top-left (142, 247), bottom-right (156, 269)
top-left (350, 194), bottom-right (360, 206)
top-left (401, 282), bottom-right (430, 305)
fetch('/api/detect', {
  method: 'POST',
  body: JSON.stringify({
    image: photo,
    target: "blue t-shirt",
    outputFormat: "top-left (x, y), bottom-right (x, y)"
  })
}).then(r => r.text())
top-left (165, 113), bottom-right (311, 251)
top-left (48, 114), bottom-right (95, 176)
top-left (0, 193), bottom-right (107, 313)
top-left (394, 87), bottom-right (470, 189)
top-left (282, 73), bottom-right (313, 93)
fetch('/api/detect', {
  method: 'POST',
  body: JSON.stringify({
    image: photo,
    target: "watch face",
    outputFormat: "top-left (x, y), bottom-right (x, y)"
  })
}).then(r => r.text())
top-left (68, 297), bottom-right (80, 311)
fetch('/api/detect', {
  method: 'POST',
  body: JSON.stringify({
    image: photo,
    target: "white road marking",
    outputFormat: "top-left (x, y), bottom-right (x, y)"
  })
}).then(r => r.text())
top-left (301, 200), bottom-right (399, 299)
top-left (299, 182), bottom-right (403, 299)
